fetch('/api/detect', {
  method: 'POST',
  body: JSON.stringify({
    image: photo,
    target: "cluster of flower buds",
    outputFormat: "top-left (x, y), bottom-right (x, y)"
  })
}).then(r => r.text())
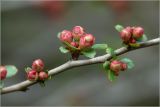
top-left (0, 66), bottom-right (7, 80)
top-left (120, 26), bottom-right (144, 44)
top-left (59, 26), bottom-right (95, 59)
top-left (110, 60), bottom-right (127, 76)
top-left (27, 59), bottom-right (48, 81)
top-left (60, 26), bottom-right (95, 49)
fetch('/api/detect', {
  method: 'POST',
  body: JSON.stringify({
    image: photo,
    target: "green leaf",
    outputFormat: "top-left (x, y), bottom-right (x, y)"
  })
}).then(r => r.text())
top-left (106, 47), bottom-right (114, 55)
top-left (103, 61), bottom-right (110, 70)
top-left (120, 58), bottom-right (134, 69)
top-left (59, 46), bottom-right (69, 54)
top-left (5, 65), bottom-right (18, 78)
top-left (137, 34), bottom-right (148, 42)
top-left (25, 67), bottom-right (32, 73)
top-left (115, 24), bottom-right (124, 32)
top-left (106, 47), bottom-right (117, 59)
top-left (107, 70), bottom-right (116, 82)
top-left (39, 81), bottom-right (45, 87)
top-left (81, 48), bottom-right (96, 58)
top-left (63, 42), bottom-right (79, 51)
top-left (57, 32), bottom-right (61, 38)
top-left (0, 81), bottom-right (4, 89)
top-left (103, 62), bottom-right (116, 82)
top-left (48, 76), bottom-right (52, 80)
top-left (129, 43), bottom-right (140, 47)
top-left (92, 44), bottom-right (108, 50)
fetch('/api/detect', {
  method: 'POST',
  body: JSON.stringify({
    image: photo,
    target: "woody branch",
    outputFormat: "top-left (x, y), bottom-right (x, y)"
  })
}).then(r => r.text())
top-left (1, 37), bottom-right (159, 95)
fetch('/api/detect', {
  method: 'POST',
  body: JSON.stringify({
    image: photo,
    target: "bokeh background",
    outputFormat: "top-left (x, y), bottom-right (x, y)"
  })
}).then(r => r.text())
top-left (1, 0), bottom-right (159, 106)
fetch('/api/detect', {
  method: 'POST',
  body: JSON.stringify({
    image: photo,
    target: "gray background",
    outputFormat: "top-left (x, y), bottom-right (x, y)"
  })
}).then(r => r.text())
top-left (1, 1), bottom-right (159, 106)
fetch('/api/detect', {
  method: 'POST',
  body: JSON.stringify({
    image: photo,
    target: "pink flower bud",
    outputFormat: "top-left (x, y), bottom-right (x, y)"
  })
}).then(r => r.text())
top-left (120, 29), bottom-right (131, 42)
top-left (27, 70), bottom-right (38, 81)
top-left (121, 63), bottom-right (127, 71)
top-left (0, 66), bottom-right (7, 80)
top-left (39, 71), bottom-right (48, 81)
top-left (132, 27), bottom-right (144, 38)
top-left (32, 59), bottom-right (44, 72)
top-left (125, 26), bottom-right (133, 33)
top-left (72, 26), bottom-right (84, 40)
top-left (70, 42), bottom-right (79, 48)
top-left (60, 30), bottom-right (73, 43)
top-left (110, 60), bottom-right (122, 72)
top-left (79, 34), bottom-right (95, 49)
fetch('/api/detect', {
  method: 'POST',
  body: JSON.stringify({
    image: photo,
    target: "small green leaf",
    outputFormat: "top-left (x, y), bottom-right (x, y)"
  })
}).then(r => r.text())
top-left (0, 81), bottom-right (4, 89)
top-left (57, 32), bottom-right (61, 38)
top-left (120, 58), bottom-right (134, 69)
top-left (81, 48), bottom-right (96, 58)
top-left (103, 61), bottom-right (110, 70)
top-left (106, 47), bottom-right (114, 55)
top-left (92, 44), bottom-right (108, 50)
top-left (115, 24), bottom-right (124, 32)
top-left (5, 65), bottom-right (18, 78)
top-left (63, 42), bottom-right (79, 51)
top-left (137, 34), bottom-right (148, 42)
top-left (59, 46), bottom-right (69, 54)
top-left (25, 67), bottom-right (32, 73)
top-left (106, 47), bottom-right (117, 59)
top-left (48, 76), bottom-right (52, 80)
top-left (39, 81), bottom-right (45, 87)
top-left (129, 43), bottom-right (140, 47)
top-left (103, 62), bottom-right (116, 82)
top-left (107, 70), bottom-right (116, 82)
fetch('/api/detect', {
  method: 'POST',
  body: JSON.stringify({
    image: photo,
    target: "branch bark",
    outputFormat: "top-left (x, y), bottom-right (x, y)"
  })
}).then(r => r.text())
top-left (1, 37), bottom-right (160, 95)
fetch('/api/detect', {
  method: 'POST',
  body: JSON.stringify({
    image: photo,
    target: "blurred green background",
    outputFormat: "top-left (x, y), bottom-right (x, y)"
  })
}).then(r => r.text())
top-left (1, 1), bottom-right (159, 106)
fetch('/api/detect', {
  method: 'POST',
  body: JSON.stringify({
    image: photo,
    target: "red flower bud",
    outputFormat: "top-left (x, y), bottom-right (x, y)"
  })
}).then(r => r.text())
top-left (39, 71), bottom-right (48, 81)
top-left (110, 60), bottom-right (122, 72)
top-left (0, 66), bottom-right (7, 80)
top-left (60, 30), bottom-right (73, 43)
top-left (27, 70), bottom-right (38, 81)
top-left (121, 63), bottom-right (127, 71)
top-left (129, 38), bottom-right (136, 43)
top-left (70, 42), bottom-right (79, 48)
top-left (32, 59), bottom-right (44, 72)
top-left (79, 34), bottom-right (95, 49)
top-left (114, 71), bottom-right (119, 76)
top-left (120, 29), bottom-right (131, 42)
top-left (72, 26), bottom-right (84, 40)
top-left (132, 27), bottom-right (144, 38)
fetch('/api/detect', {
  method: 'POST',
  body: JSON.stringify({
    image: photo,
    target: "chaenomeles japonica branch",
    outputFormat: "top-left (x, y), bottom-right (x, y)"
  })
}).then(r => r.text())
top-left (1, 37), bottom-right (159, 95)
